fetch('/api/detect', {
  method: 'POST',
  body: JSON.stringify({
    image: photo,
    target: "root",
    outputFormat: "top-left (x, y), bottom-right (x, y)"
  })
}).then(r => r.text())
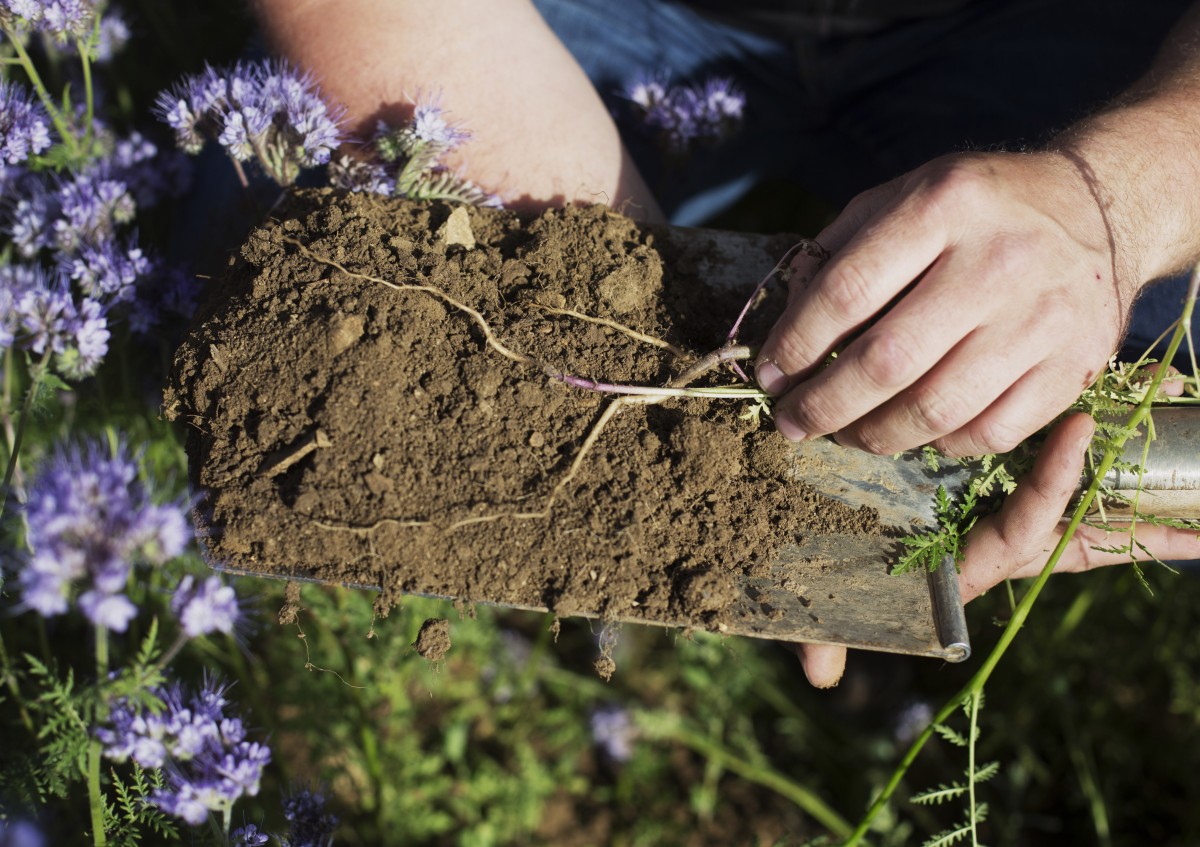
top-left (532, 303), bottom-right (688, 359)
top-left (284, 236), bottom-right (754, 544)
top-left (284, 237), bottom-right (535, 368)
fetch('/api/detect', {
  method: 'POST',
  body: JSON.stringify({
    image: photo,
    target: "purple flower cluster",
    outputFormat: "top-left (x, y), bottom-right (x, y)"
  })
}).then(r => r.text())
top-left (0, 265), bottom-right (109, 379)
top-left (0, 0), bottom-right (96, 40)
top-left (16, 439), bottom-right (189, 631)
top-left (0, 819), bottom-right (45, 847)
top-left (0, 81), bottom-right (53, 165)
top-left (280, 786), bottom-right (339, 847)
top-left (155, 60), bottom-right (343, 186)
top-left (171, 574), bottom-right (240, 639)
top-left (98, 677), bottom-right (271, 826)
top-left (332, 100), bottom-right (500, 207)
top-left (624, 73), bottom-right (745, 153)
top-left (230, 824), bottom-right (271, 847)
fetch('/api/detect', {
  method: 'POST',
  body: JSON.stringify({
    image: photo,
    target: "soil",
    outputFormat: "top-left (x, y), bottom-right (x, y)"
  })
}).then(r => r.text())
top-left (165, 189), bottom-right (881, 634)
top-left (413, 618), bottom-right (451, 662)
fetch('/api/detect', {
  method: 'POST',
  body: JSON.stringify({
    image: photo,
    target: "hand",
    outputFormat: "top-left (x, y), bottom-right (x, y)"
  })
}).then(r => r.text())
top-left (793, 412), bottom-right (1200, 688)
top-left (756, 152), bottom-right (1140, 458)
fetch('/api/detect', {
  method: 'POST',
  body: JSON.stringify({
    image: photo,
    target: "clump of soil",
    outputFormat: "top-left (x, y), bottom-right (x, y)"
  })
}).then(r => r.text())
top-left (165, 189), bottom-right (879, 633)
top-left (414, 618), bottom-right (451, 662)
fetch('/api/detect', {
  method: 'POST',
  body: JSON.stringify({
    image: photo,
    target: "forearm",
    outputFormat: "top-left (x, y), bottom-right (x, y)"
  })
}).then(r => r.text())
top-left (253, 0), bottom-right (660, 217)
top-left (1051, 2), bottom-right (1200, 287)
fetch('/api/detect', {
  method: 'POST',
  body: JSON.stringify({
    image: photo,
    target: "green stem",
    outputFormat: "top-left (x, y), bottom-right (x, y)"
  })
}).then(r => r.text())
top-left (76, 33), bottom-right (95, 151)
top-left (0, 22), bottom-right (78, 157)
top-left (642, 713), bottom-right (854, 839)
top-left (968, 690), bottom-right (980, 847)
top-left (841, 269), bottom-right (1198, 846)
top-left (89, 627), bottom-right (110, 847)
top-left (0, 351), bottom-right (51, 521)
top-left (0, 626), bottom-right (35, 733)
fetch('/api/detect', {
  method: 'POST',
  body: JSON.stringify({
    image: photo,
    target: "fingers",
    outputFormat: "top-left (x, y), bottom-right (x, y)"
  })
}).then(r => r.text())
top-left (755, 188), bottom-right (949, 397)
top-left (957, 413), bottom-right (1094, 603)
top-left (790, 642), bottom-right (847, 688)
top-left (1003, 519), bottom-right (1200, 582)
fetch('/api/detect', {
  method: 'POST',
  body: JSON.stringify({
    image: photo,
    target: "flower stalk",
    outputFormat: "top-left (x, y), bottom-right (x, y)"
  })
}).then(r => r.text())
top-left (840, 263), bottom-right (1200, 845)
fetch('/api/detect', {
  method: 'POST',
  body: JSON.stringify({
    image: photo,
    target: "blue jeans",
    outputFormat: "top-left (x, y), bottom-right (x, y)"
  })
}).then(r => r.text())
top-left (531, 0), bottom-right (1195, 361)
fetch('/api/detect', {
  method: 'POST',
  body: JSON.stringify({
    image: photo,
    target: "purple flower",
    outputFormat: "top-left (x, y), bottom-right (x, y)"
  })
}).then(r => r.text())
top-left (8, 270), bottom-right (110, 378)
top-left (109, 130), bottom-right (191, 208)
top-left (99, 677), bottom-right (271, 827)
top-left (15, 439), bottom-right (188, 629)
top-left (280, 786), bottom-right (339, 847)
top-left (53, 170), bottom-right (136, 253)
top-left (329, 154), bottom-right (394, 196)
top-left (231, 824), bottom-right (271, 847)
top-left (0, 81), bottom-right (53, 164)
top-left (624, 73), bottom-right (745, 153)
top-left (66, 238), bottom-right (151, 302)
top-left (590, 705), bottom-right (637, 762)
top-left (155, 60), bottom-right (343, 186)
top-left (171, 574), bottom-right (240, 638)
top-left (410, 102), bottom-right (471, 152)
top-left (1, 0), bottom-right (95, 39)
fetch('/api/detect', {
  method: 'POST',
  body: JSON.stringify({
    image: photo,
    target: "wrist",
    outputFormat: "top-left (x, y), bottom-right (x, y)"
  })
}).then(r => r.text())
top-left (1048, 94), bottom-right (1200, 289)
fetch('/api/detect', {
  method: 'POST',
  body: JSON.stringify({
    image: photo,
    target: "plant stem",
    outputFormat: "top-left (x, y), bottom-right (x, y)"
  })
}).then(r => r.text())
top-left (968, 690), bottom-right (980, 847)
top-left (76, 34), bottom-right (95, 151)
top-left (0, 351), bottom-right (51, 521)
top-left (841, 267), bottom-right (1198, 846)
top-left (0, 22), bottom-right (78, 158)
top-left (88, 627), bottom-right (110, 847)
top-left (641, 712), bottom-right (855, 839)
top-left (0, 626), bottom-right (35, 733)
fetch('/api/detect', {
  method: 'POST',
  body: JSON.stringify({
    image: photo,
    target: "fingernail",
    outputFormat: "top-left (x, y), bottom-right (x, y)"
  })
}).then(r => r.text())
top-left (756, 361), bottom-right (789, 395)
top-left (774, 412), bottom-right (808, 442)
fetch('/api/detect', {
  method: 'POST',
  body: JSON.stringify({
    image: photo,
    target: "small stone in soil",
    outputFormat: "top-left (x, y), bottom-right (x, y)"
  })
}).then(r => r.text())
top-left (414, 618), bottom-right (452, 661)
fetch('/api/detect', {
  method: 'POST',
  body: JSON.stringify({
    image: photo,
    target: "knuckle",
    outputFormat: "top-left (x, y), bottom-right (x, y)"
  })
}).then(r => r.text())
top-left (909, 384), bottom-right (969, 436)
top-left (854, 328), bottom-right (918, 390)
top-left (919, 158), bottom-right (991, 210)
top-left (973, 417), bottom-right (1026, 455)
top-left (786, 391), bottom-right (841, 435)
top-left (817, 259), bottom-right (876, 316)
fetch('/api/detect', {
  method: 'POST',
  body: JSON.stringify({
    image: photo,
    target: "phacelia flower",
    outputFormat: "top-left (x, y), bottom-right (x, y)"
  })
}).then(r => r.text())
top-left (53, 170), bottom-right (136, 253)
top-left (371, 102), bottom-right (502, 207)
top-left (66, 237), bottom-right (151, 303)
top-left (623, 72), bottom-right (745, 153)
top-left (590, 705), bottom-right (637, 763)
top-left (328, 154), bottom-right (394, 197)
top-left (230, 824), bottom-right (272, 847)
top-left (279, 786), bottom-right (339, 847)
top-left (99, 677), bottom-right (271, 827)
top-left (0, 0), bottom-right (96, 40)
top-left (16, 439), bottom-right (188, 629)
top-left (0, 80), bottom-right (53, 165)
top-left (155, 60), bottom-right (343, 186)
top-left (171, 574), bottom-right (240, 639)
top-left (4, 268), bottom-right (110, 378)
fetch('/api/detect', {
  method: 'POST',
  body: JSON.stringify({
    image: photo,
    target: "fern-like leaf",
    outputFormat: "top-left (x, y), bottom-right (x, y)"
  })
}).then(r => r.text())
top-left (910, 783), bottom-right (967, 806)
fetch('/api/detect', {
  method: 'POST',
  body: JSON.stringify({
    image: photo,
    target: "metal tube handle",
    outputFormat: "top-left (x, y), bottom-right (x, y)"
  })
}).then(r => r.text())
top-left (1097, 406), bottom-right (1200, 520)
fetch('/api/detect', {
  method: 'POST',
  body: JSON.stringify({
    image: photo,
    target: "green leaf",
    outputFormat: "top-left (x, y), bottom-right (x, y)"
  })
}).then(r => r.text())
top-left (910, 782), bottom-right (967, 806)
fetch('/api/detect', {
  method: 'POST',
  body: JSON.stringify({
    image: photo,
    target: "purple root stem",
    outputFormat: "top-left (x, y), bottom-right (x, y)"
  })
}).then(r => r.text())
top-left (724, 239), bottom-right (831, 345)
top-left (549, 343), bottom-right (759, 398)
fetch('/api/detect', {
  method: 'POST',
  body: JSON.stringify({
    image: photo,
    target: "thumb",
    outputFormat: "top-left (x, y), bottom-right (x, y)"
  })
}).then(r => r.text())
top-left (957, 412), bottom-right (1095, 603)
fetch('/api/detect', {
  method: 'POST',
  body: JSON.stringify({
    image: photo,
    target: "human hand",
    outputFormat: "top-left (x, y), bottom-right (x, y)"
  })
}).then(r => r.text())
top-left (793, 411), bottom-right (1200, 688)
top-left (756, 152), bottom-right (1142, 458)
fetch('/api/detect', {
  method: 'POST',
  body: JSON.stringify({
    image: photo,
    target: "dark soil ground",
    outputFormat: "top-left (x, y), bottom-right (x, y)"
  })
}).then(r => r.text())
top-left (165, 189), bottom-right (880, 634)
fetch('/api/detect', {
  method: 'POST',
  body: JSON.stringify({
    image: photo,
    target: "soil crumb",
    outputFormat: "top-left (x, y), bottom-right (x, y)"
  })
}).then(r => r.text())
top-left (166, 190), bottom-right (881, 634)
top-left (414, 618), bottom-right (452, 662)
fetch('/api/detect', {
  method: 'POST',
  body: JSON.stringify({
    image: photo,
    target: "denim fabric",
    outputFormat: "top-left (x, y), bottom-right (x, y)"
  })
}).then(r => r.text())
top-left (531, 0), bottom-right (1195, 360)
